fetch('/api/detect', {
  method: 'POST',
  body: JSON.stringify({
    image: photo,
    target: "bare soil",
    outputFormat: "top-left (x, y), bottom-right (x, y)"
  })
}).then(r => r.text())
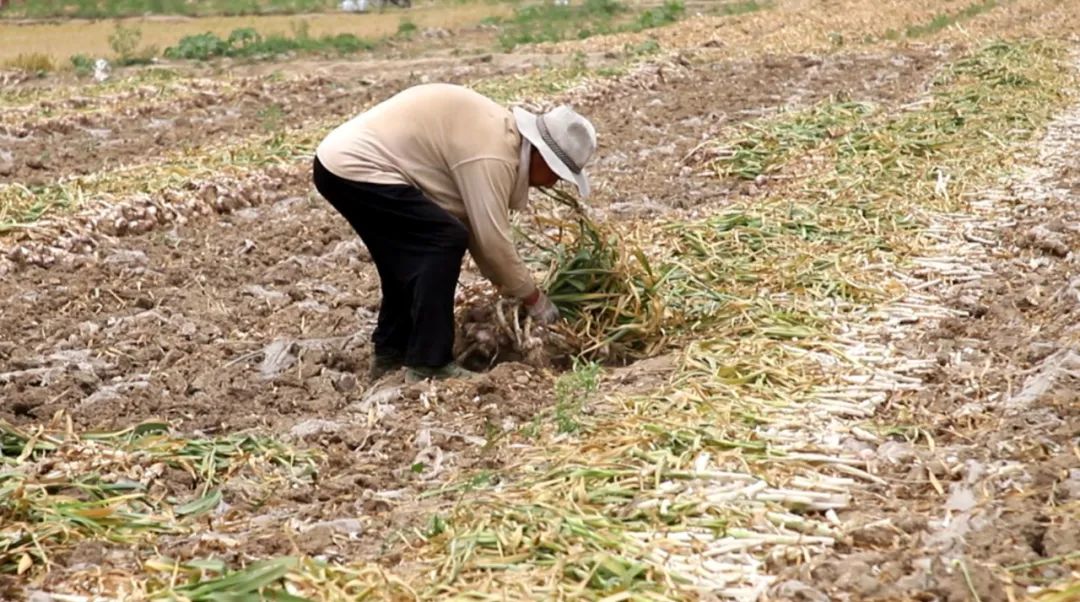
top-left (2, 47), bottom-right (994, 595)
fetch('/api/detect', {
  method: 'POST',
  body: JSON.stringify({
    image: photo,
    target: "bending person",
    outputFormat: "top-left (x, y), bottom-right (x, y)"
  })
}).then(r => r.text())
top-left (313, 83), bottom-right (597, 382)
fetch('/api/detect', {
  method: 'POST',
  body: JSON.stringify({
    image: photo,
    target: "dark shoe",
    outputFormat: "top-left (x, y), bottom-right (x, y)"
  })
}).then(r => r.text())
top-left (405, 362), bottom-right (479, 383)
top-left (369, 352), bottom-right (404, 379)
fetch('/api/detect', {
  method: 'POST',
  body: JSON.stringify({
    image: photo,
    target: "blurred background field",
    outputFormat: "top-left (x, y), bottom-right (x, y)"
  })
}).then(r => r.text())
top-left (0, 2), bottom-right (509, 63)
top-left (0, 0), bottom-right (460, 19)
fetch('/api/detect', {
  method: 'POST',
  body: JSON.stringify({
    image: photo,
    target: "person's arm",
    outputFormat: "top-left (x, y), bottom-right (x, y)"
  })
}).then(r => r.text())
top-left (451, 158), bottom-right (537, 300)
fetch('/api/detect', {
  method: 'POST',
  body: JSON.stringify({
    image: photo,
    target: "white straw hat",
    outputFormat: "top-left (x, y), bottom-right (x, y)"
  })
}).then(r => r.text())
top-left (513, 105), bottom-right (597, 198)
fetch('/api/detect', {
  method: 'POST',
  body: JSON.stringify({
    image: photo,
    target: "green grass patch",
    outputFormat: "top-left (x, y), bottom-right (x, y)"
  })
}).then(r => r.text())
top-left (69, 53), bottom-right (95, 76)
top-left (494, 0), bottom-right (685, 51)
top-left (0, 63), bottom-right (180, 112)
top-left (711, 0), bottom-right (771, 16)
top-left (625, 37), bottom-right (662, 56)
top-left (164, 23), bottom-right (373, 61)
top-left (0, 0), bottom-right (349, 19)
top-left (494, 0), bottom-right (625, 51)
top-left (883, 0), bottom-right (1007, 40)
top-left (554, 360), bottom-right (602, 433)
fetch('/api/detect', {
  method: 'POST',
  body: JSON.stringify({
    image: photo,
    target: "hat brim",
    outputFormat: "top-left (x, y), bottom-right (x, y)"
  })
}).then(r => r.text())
top-left (513, 107), bottom-right (590, 199)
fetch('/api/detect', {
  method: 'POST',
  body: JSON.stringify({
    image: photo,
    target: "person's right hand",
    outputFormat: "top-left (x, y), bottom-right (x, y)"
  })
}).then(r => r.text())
top-left (525, 290), bottom-right (560, 325)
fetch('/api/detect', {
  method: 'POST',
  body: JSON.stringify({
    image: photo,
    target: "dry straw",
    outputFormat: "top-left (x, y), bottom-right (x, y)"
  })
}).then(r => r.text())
top-left (530, 187), bottom-right (668, 360)
top-left (0, 414), bottom-right (318, 581)
top-left (391, 38), bottom-right (1077, 599)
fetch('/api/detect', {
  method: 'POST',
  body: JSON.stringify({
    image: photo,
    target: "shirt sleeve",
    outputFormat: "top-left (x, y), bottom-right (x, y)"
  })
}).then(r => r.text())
top-left (451, 158), bottom-right (537, 299)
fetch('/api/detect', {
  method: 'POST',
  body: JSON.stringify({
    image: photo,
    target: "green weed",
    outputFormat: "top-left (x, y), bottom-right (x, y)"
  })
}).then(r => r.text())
top-left (473, 52), bottom-right (593, 102)
top-left (626, 38), bottom-right (662, 56)
top-left (424, 514), bottom-right (449, 538)
top-left (554, 360), bottom-right (602, 434)
top-left (397, 18), bottom-right (418, 38)
top-left (881, 0), bottom-right (1006, 40)
top-left (108, 22), bottom-right (141, 60)
top-left (522, 413), bottom-right (544, 439)
top-left (634, 0), bottom-right (684, 30)
top-left (148, 556), bottom-right (298, 599)
top-left (497, 0), bottom-right (682, 51)
top-left (494, 0), bottom-right (692, 51)
top-left (257, 104), bottom-right (287, 145)
top-left (497, 0), bottom-right (624, 51)
top-left (69, 53), bottom-right (95, 76)
top-left (164, 32), bottom-right (231, 60)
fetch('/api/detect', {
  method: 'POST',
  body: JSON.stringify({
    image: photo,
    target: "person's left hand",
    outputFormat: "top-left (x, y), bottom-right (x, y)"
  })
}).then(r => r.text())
top-left (525, 290), bottom-right (560, 325)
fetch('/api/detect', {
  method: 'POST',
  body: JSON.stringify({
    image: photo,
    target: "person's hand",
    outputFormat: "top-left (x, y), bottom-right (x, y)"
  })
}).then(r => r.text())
top-left (524, 290), bottom-right (560, 325)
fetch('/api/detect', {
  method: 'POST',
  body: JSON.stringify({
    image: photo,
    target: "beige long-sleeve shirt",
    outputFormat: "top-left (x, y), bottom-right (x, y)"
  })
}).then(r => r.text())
top-left (315, 83), bottom-right (535, 299)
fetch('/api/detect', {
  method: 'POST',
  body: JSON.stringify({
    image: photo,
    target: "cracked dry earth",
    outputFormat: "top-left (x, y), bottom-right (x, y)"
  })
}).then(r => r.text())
top-left (0, 47), bottom-right (953, 594)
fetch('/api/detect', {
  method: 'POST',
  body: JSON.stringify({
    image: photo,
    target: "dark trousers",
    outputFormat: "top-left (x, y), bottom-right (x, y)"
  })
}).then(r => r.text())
top-left (313, 157), bottom-right (468, 368)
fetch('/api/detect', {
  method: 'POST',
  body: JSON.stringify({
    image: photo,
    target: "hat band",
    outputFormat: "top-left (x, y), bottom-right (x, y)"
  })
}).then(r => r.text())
top-left (537, 114), bottom-right (582, 174)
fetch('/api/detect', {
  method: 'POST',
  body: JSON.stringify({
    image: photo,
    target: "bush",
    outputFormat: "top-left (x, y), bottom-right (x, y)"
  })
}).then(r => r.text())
top-left (324, 33), bottom-right (372, 53)
top-left (108, 22), bottom-right (157, 65)
top-left (251, 33), bottom-right (304, 56)
top-left (109, 22), bottom-right (140, 59)
top-left (496, 0), bottom-right (687, 51)
top-left (70, 54), bottom-right (95, 76)
top-left (164, 32), bottom-right (232, 60)
top-left (715, 0), bottom-right (768, 16)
